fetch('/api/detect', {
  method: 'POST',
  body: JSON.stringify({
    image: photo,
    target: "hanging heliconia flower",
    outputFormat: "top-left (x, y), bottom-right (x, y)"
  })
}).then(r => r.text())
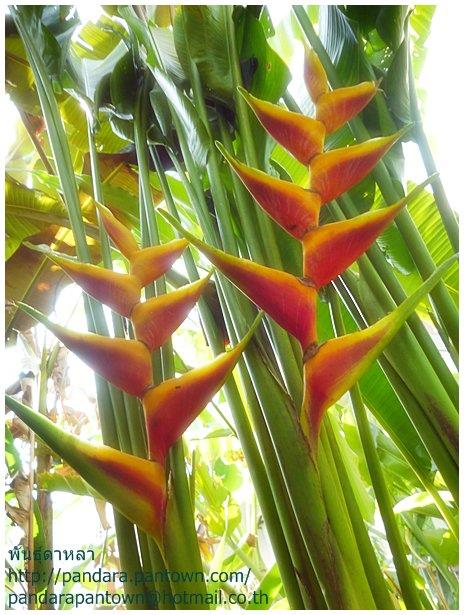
top-left (10, 210), bottom-right (261, 548)
top-left (160, 50), bottom-right (453, 453)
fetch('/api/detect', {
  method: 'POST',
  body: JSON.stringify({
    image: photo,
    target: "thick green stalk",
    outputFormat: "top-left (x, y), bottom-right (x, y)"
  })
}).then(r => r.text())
top-left (323, 420), bottom-right (395, 609)
top-left (328, 288), bottom-right (424, 609)
top-left (239, 348), bottom-right (361, 608)
top-left (335, 276), bottom-right (459, 504)
top-left (316, 435), bottom-right (377, 608)
top-left (293, 5), bottom-right (458, 351)
top-left (150, 149), bottom-right (309, 609)
top-left (220, 302), bottom-right (324, 609)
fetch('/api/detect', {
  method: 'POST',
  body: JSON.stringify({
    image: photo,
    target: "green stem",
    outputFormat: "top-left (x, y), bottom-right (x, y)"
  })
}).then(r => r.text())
top-left (334, 277), bottom-right (459, 509)
top-left (322, 421), bottom-right (395, 609)
top-left (328, 288), bottom-right (424, 609)
top-left (316, 432), bottom-right (376, 608)
top-left (150, 148), bottom-right (309, 610)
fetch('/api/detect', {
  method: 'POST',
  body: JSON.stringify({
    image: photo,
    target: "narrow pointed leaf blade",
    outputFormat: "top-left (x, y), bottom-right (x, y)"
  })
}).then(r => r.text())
top-left (152, 67), bottom-right (209, 168)
top-left (18, 303), bottom-right (152, 397)
top-left (5, 395), bottom-right (166, 543)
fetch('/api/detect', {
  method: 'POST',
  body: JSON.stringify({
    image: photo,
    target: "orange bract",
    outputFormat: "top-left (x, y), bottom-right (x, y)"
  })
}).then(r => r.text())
top-left (302, 201), bottom-right (405, 287)
top-left (142, 320), bottom-right (259, 463)
top-left (316, 81), bottom-right (379, 134)
top-left (240, 88), bottom-right (325, 164)
top-left (49, 254), bottom-right (141, 317)
top-left (309, 133), bottom-right (402, 204)
top-left (132, 275), bottom-right (211, 352)
top-left (218, 144), bottom-right (322, 238)
top-left (304, 48), bottom-right (329, 103)
top-left (130, 239), bottom-right (188, 287)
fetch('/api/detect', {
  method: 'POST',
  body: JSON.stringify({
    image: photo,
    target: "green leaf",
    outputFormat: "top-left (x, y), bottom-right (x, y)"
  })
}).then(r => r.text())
top-left (5, 176), bottom-right (69, 253)
top-left (38, 468), bottom-right (100, 498)
top-left (319, 6), bottom-right (364, 86)
top-left (110, 51), bottom-right (138, 118)
top-left (5, 35), bottom-right (41, 114)
top-left (173, 6), bottom-right (231, 99)
top-left (5, 426), bottom-right (23, 475)
top-left (238, 10), bottom-right (290, 103)
top-left (72, 15), bottom-right (124, 60)
top-left (151, 67), bottom-right (209, 168)
top-left (384, 39), bottom-right (411, 124)
top-left (375, 6), bottom-right (409, 50)
top-left (393, 490), bottom-right (454, 517)
top-left (246, 563), bottom-right (282, 609)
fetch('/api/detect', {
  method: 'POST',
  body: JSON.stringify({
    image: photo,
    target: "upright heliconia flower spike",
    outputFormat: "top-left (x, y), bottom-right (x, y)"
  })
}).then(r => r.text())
top-left (48, 254), bottom-right (141, 318)
top-left (316, 81), bottom-right (380, 134)
top-left (238, 87), bottom-right (325, 164)
top-left (309, 130), bottom-right (405, 204)
top-left (18, 303), bottom-right (153, 398)
top-left (5, 395), bottom-right (167, 543)
top-left (304, 48), bottom-right (329, 103)
top-left (132, 273), bottom-right (212, 352)
top-left (142, 313), bottom-right (263, 463)
top-left (95, 202), bottom-right (140, 259)
top-left (130, 239), bottom-right (188, 287)
top-left (217, 142), bottom-right (322, 238)
top-left (159, 211), bottom-right (318, 350)
top-left (301, 255), bottom-right (457, 447)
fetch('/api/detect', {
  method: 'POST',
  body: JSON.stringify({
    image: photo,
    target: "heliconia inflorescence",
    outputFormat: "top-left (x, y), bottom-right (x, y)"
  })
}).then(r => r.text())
top-left (11, 203), bottom-right (262, 548)
top-left (160, 50), bottom-right (454, 451)
top-left (6, 47), bottom-right (456, 555)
